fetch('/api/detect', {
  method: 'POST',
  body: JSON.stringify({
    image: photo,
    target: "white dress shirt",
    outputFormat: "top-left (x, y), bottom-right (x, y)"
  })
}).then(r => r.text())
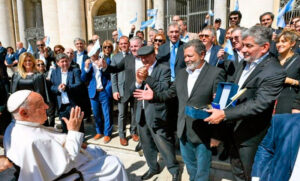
top-left (237, 50), bottom-right (244, 62)
top-left (92, 63), bottom-right (103, 89)
top-left (38, 52), bottom-right (47, 65)
top-left (135, 57), bottom-right (144, 73)
top-left (238, 53), bottom-right (269, 89)
top-left (186, 63), bottom-right (205, 97)
top-left (76, 52), bottom-right (84, 70)
top-left (204, 45), bottom-right (213, 63)
top-left (60, 71), bottom-right (70, 104)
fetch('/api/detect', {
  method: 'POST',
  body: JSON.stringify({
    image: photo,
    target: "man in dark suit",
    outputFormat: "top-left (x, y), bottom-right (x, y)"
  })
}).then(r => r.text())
top-left (200, 26), bottom-right (222, 66)
top-left (102, 36), bottom-right (144, 142)
top-left (214, 18), bottom-right (226, 45)
top-left (251, 113), bottom-right (300, 181)
top-left (0, 41), bottom-right (8, 78)
top-left (34, 39), bottom-right (55, 71)
top-left (15, 42), bottom-right (26, 61)
top-left (134, 46), bottom-right (180, 181)
top-left (111, 36), bottom-right (137, 146)
top-left (50, 53), bottom-right (84, 133)
top-left (134, 40), bottom-right (225, 181)
top-left (81, 44), bottom-right (112, 143)
top-left (73, 38), bottom-right (88, 70)
top-left (204, 26), bottom-right (287, 181)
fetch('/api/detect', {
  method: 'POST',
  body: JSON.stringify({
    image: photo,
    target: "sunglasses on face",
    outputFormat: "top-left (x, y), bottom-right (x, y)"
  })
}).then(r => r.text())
top-left (230, 17), bottom-right (238, 20)
top-left (199, 34), bottom-right (210, 38)
top-left (37, 63), bottom-right (45, 67)
top-left (154, 39), bottom-right (163, 43)
top-left (103, 46), bottom-right (112, 49)
top-left (37, 44), bottom-right (45, 47)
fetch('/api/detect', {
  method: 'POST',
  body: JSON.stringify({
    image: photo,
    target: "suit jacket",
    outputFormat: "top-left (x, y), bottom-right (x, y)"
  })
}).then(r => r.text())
top-left (111, 52), bottom-right (127, 97)
top-left (104, 54), bottom-right (136, 103)
top-left (150, 63), bottom-right (225, 147)
top-left (0, 47), bottom-right (7, 77)
top-left (15, 48), bottom-right (26, 61)
top-left (156, 40), bottom-right (186, 76)
top-left (81, 58), bottom-right (111, 99)
top-left (34, 49), bottom-right (55, 71)
top-left (251, 114), bottom-right (300, 181)
top-left (224, 54), bottom-right (287, 145)
top-left (135, 63), bottom-right (171, 131)
top-left (208, 44), bottom-right (222, 66)
top-left (219, 50), bottom-right (243, 82)
top-left (73, 50), bottom-right (89, 70)
top-left (50, 67), bottom-right (82, 109)
top-left (218, 28), bottom-right (226, 45)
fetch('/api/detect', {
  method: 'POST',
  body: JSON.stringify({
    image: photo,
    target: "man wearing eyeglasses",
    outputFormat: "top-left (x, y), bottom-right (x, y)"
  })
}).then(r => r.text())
top-left (229, 11), bottom-right (242, 27)
top-left (34, 39), bottom-right (55, 71)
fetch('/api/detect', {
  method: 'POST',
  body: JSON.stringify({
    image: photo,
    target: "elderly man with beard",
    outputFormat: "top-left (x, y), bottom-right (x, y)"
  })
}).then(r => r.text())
top-left (134, 40), bottom-right (225, 181)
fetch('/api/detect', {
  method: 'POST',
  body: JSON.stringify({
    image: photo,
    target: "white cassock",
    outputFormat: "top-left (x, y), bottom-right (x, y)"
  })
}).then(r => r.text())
top-left (4, 120), bottom-right (128, 181)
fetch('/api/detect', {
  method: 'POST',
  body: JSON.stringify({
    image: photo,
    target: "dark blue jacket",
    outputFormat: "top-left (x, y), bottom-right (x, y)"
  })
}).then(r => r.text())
top-left (208, 45), bottom-right (222, 66)
top-left (252, 113), bottom-right (300, 181)
top-left (15, 48), bottom-right (26, 61)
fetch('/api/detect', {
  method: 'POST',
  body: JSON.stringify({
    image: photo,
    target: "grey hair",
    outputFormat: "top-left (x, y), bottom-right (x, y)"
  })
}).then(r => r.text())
top-left (168, 21), bottom-right (179, 32)
top-left (149, 29), bottom-right (158, 34)
top-left (202, 26), bottom-right (216, 37)
top-left (183, 39), bottom-right (206, 55)
top-left (56, 53), bottom-right (69, 62)
top-left (130, 36), bottom-right (143, 46)
top-left (242, 26), bottom-right (272, 45)
top-left (73, 37), bottom-right (85, 45)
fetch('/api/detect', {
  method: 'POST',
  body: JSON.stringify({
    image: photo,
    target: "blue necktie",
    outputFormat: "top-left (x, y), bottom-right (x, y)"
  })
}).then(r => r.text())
top-left (170, 44), bottom-right (177, 82)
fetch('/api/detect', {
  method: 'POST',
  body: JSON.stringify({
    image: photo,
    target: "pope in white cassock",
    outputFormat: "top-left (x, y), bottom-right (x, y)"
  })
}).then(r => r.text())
top-left (3, 90), bottom-right (128, 181)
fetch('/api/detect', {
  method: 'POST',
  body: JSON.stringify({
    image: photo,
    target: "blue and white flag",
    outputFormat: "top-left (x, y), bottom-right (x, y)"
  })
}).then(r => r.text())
top-left (117, 28), bottom-right (123, 40)
top-left (208, 10), bottom-right (214, 17)
top-left (234, 0), bottom-right (239, 11)
top-left (129, 13), bottom-right (138, 24)
top-left (277, 0), bottom-right (295, 28)
top-left (140, 17), bottom-right (156, 30)
top-left (27, 43), bottom-right (34, 54)
top-left (45, 36), bottom-right (50, 47)
top-left (88, 39), bottom-right (100, 57)
top-left (224, 39), bottom-right (235, 61)
top-left (147, 9), bottom-right (158, 17)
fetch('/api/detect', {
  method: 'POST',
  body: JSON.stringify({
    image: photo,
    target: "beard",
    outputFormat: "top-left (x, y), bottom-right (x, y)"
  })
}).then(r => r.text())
top-left (186, 60), bottom-right (201, 71)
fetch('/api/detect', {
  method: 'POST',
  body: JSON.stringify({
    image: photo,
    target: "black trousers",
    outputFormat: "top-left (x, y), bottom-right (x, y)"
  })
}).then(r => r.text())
top-left (137, 110), bottom-right (179, 175)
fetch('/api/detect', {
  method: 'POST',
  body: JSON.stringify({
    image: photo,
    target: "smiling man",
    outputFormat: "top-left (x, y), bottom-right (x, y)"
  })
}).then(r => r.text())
top-left (204, 26), bottom-right (286, 181)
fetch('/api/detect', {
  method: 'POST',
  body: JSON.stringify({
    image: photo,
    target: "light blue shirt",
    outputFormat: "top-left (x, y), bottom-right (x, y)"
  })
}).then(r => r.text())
top-left (59, 71), bottom-right (70, 104)
top-left (76, 51), bottom-right (84, 70)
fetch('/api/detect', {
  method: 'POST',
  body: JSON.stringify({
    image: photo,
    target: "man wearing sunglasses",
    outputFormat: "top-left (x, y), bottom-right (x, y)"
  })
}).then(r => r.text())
top-left (34, 39), bottom-right (55, 71)
top-left (229, 11), bottom-right (242, 27)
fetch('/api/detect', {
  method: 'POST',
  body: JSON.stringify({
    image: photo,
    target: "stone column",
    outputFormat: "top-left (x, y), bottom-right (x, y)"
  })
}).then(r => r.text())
top-left (116, 0), bottom-right (145, 36)
top-left (17, 0), bottom-right (27, 46)
top-left (41, 0), bottom-right (60, 48)
top-left (0, 0), bottom-right (16, 47)
top-left (153, 0), bottom-right (164, 30)
top-left (57, 0), bottom-right (86, 49)
top-left (214, 0), bottom-right (227, 29)
top-left (35, 1), bottom-right (43, 27)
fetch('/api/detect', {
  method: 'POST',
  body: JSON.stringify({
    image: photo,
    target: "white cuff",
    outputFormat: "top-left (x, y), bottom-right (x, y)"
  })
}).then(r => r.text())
top-left (252, 177), bottom-right (260, 181)
top-left (135, 82), bottom-right (142, 88)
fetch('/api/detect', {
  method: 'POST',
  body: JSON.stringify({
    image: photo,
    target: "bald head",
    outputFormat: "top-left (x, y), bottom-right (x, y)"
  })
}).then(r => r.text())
top-left (64, 48), bottom-right (74, 60)
top-left (16, 42), bottom-right (23, 49)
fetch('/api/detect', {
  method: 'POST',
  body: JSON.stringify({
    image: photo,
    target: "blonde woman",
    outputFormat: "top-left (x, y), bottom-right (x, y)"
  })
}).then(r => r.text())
top-left (11, 52), bottom-right (49, 104)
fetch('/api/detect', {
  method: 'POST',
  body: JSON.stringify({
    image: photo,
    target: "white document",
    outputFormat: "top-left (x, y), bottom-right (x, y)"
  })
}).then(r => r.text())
top-left (219, 85), bottom-right (231, 109)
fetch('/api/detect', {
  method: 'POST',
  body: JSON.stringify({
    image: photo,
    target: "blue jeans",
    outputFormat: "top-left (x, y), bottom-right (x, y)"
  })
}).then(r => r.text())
top-left (180, 138), bottom-right (211, 181)
top-left (90, 90), bottom-right (112, 136)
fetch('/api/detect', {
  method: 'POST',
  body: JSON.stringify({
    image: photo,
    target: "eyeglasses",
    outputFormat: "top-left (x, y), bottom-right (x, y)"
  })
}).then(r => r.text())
top-left (154, 39), bottom-right (163, 43)
top-left (199, 34), bottom-right (210, 38)
top-left (229, 17), bottom-right (238, 20)
top-left (37, 44), bottom-right (45, 47)
top-left (112, 34), bottom-right (118, 36)
top-left (103, 46), bottom-right (112, 49)
top-left (37, 63), bottom-right (45, 67)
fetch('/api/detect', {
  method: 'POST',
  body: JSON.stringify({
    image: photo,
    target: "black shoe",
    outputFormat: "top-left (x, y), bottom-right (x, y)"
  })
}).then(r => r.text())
top-left (135, 142), bottom-right (142, 152)
top-left (172, 172), bottom-right (181, 181)
top-left (219, 148), bottom-right (229, 161)
top-left (141, 169), bottom-right (160, 180)
top-left (211, 147), bottom-right (218, 156)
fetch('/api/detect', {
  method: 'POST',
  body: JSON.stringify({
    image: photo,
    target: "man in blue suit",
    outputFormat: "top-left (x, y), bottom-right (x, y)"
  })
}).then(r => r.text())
top-left (81, 44), bottom-right (112, 144)
top-left (73, 38), bottom-right (88, 70)
top-left (15, 42), bottom-right (26, 61)
top-left (50, 53), bottom-right (84, 133)
top-left (214, 18), bottom-right (226, 46)
top-left (251, 113), bottom-right (300, 181)
top-left (200, 26), bottom-right (222, 66)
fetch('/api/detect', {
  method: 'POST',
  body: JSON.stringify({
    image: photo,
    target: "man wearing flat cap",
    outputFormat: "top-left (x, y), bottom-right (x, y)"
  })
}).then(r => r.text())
top-left (4, 90), bottom-right (128, 181)
top-left (134, 46), bottom-right (180, 180)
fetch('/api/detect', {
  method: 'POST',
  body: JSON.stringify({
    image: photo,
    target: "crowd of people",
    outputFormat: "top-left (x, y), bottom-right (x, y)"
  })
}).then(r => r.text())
top-left (0, 9), bottom-right (300, 181)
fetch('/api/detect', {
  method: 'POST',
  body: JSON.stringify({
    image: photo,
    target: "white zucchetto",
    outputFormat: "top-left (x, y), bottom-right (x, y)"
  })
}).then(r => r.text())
top-left (7, 90), bottom-right (32, 112)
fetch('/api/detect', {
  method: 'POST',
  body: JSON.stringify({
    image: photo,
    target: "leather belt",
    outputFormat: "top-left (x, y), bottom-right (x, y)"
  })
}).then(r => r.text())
top-left (96, 89), bottom-right (103, 92)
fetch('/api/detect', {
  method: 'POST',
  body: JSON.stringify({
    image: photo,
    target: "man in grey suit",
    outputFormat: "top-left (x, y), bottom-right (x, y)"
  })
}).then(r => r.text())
top-left (135, 46), bottom-right (180, 181)
top-left (204, 26), bottom-right (287, 181)
top-left (111, 36), bottom-right (137, 146)
top-left (134, 40), bottom-right (225, 181)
